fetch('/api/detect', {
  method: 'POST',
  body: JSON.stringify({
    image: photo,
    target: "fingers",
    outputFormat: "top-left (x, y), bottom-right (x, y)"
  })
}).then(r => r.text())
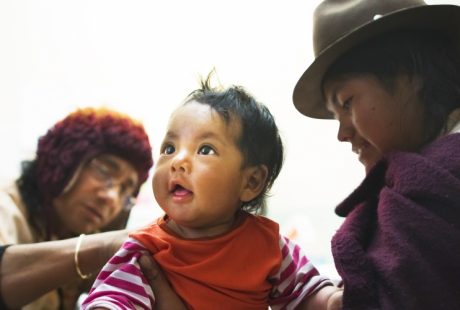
top-left (138, 253), bottom-right (188, 310)
top-left (139, 253), bottom-right (162, 284)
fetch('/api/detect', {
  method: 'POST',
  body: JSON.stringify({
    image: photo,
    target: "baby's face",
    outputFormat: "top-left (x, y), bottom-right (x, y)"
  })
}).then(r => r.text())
top-left (152, 101), bottom-right (251, 238)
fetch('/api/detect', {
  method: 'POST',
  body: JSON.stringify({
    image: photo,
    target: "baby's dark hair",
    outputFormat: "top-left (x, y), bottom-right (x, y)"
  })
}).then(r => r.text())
top-left (323, 29), bottom-right (460, 147)
top-left (184, 74), bottom-right (284, 214)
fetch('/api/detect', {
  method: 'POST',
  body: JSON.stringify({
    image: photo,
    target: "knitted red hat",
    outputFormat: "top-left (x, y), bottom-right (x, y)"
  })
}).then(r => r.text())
top-left (35, 107), bottom-right (153, 205)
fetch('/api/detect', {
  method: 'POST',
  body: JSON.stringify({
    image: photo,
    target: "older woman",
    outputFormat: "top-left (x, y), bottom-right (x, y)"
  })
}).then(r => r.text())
top-left (0, 107), bottom-right (153, 309)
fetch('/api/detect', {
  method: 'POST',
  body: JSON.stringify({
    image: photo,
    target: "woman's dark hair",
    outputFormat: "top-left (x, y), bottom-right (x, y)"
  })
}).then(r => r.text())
top-left (323, 29), bottom-right (460, 146)
top-left (16, 160), bottom-right (44, 237)
top-left (184, 74), bottom-right (284, 214)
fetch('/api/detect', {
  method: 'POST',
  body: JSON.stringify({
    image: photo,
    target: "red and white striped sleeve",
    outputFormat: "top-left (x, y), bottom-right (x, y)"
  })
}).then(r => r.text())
top-left (269, 235), bottom-right (333, 310)
top-left (81, 238), bottom-right (155, 310)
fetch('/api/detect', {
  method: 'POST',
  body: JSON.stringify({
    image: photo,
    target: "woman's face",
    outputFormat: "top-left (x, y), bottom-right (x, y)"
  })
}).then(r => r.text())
top-left (324, 74), bottom-right (425, 173)
top-left (52, 154), bottom-right (138, 237)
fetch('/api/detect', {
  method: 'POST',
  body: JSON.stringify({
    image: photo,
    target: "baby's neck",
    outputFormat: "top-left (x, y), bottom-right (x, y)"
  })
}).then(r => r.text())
top-left (165, 211), bottom-right (245, 239)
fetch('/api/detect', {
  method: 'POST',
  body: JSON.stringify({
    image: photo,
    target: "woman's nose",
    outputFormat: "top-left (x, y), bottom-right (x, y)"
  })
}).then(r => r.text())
top-left (97, 184), bottom-right (123, 210)
top-left (337, 118), bottom-right (354, 142)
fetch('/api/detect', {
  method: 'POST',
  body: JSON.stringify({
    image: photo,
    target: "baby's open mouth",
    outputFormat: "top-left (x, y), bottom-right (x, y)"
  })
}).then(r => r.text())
top-left (172, 184), bottom-right (192, 196)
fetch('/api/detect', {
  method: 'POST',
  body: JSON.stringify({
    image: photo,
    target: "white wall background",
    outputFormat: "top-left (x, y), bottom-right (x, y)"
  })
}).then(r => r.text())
top-left (1, 0), bottom-right (457, 279)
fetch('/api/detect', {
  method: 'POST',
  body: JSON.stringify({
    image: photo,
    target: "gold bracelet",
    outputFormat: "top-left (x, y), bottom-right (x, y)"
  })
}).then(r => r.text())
top-left (74, 234), bottom-right (92, 280)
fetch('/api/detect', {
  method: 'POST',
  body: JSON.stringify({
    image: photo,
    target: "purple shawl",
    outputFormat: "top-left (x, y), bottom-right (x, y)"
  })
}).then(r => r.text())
top-left (332, 133), bottom-right (460, 310)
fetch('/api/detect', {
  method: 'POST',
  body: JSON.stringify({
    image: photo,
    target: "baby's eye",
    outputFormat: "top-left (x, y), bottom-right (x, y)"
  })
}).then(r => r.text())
top-left (198, 145), bottom-right (216, 155)
top-left (162, 144), bottom-right (175, 155)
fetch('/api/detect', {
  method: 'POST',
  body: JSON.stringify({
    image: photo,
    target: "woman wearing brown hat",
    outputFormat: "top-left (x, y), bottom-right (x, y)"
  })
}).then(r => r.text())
top-left (0, 107), bottom-right (154, 309)
top-left (293, 0), bottom-right (460, 309)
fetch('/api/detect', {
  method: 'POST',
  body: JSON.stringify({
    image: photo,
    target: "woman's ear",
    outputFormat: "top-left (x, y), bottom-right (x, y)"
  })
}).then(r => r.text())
top-left (240, 165), bottom-right (268, 202)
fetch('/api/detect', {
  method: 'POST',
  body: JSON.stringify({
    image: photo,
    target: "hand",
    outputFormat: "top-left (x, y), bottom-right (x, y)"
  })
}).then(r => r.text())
top-left (327, 289), bottom-right (343, 310)
top-left (138, 254), bottom-right (187, 310)
top-left (297, 285), bottom-right (342, 310)
top-left (98, 230), bottom-right (129, 265)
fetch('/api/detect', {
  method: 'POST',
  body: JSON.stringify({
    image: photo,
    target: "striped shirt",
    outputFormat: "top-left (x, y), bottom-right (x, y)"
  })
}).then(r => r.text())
top-left (82, 235), bottom-right (331, 310)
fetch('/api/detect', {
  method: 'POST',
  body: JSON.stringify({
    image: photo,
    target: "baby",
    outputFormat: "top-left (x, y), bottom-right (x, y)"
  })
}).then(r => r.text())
top-left (83, 76), bottom-right (342, 309)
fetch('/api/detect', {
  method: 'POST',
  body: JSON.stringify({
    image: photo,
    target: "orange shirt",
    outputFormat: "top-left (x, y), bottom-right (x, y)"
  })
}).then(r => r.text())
top-left (130, 212), bottom-right (282, 310)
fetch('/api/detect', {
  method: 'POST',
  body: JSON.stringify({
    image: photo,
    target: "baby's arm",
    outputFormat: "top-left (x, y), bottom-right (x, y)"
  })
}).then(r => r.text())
top-left (81, 238), bottom-right (155, 309)
top-left (297, 285), bottom-right (343, 310)
top-left (269, 236), bottom-right (335, 310)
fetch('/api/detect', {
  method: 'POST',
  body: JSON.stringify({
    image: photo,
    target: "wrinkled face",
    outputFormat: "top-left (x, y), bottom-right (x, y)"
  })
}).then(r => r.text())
top-left (52, 154), bottom-right (138, 237)
top-left (324, 74), bottom-right (424, 173)
top-left (153, 102), bottom-right (255, 238)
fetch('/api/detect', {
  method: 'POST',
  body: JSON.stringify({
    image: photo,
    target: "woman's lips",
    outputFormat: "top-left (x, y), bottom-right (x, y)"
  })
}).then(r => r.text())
top-left (352, 141), bottom-right (370, 162)
top-left (84, 205), bottom-right (103, 222)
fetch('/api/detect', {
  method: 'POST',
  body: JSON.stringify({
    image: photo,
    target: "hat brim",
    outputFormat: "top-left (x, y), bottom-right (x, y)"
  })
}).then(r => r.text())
top-left (293, 5), bottom-right (460, 119)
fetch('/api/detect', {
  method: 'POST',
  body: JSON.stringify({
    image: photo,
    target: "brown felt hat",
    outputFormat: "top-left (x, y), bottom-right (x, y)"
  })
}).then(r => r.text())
top-left (292, 0), bottom-right (460, 119)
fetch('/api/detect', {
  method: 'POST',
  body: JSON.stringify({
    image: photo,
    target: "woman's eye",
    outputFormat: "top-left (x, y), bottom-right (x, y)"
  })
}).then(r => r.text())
top-left (162, 144), bottom-right (175, 155)
top-left (198, 145), bottom-right (215, 155)
top-left (342, 97), bottom-right (353, 110)
top-left (93, 161), bottom-right (111, 178)
top-left (119, 183), bottom-right (127, 195)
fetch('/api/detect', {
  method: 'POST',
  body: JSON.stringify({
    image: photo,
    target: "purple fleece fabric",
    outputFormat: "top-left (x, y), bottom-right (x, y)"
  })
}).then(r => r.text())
top-left (332, 133), bottom-right (460, 310)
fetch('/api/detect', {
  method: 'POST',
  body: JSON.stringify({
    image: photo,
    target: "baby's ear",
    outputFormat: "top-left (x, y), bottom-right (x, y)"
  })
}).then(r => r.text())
top-left (240, 165), bottom-right (268, 202)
